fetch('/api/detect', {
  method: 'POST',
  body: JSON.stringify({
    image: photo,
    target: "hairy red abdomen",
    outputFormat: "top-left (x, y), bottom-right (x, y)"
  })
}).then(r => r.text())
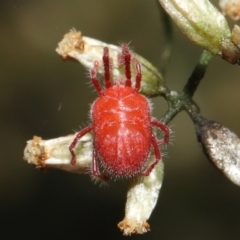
top-left (92, 85), bottom-right (152, 177)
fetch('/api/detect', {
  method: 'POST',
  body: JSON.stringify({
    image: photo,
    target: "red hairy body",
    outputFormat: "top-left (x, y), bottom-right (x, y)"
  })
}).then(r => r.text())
top-left (69, 44), bottom-right (169, 180)
top-left (92, 85), bottom-right (152, 177)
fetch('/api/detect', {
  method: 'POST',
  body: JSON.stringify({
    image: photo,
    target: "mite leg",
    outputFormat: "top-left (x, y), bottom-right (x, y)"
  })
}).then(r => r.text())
top-left (134, 61), bottom-right (141, 92)
top-left (102, 47), bottom-right (112, 89)
top-left (142, 133), bottom-right (161, 176)
top-left (90, 61), bottom-right (103, 95)
top-left (69, 126), bottom-right (92, 165)
top-left (122, 44), bottom-right (132, 88)
top-left (92, 148), bottom-right (109, 182)
top-left (151, 119), bottom-right (170, 145)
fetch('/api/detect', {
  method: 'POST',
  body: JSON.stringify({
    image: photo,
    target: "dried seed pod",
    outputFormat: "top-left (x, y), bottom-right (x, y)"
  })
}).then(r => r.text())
top-left (195, 116), bottom-right (240, 186)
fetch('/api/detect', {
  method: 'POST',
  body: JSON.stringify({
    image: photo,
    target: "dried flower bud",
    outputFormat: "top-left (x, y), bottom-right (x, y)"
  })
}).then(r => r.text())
top-left (158, 0), bottom-right (240, 64)
top-left (118, 160), bottom-right (164, 235)
top-left (23, 134), bottom-right (92, 173)
top-left (24, 135), bottom-right (164, 234)
top-left (219, 0), bottom-right (240, 21)
top-left (56, 29), bottom-right (166, 96)
top-left (195, 117), bottom-right (240, 186)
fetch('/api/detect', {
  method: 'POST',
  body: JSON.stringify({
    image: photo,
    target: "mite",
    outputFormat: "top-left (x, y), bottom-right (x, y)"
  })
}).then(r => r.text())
top-left (69, 44), bottom-right (169, 180)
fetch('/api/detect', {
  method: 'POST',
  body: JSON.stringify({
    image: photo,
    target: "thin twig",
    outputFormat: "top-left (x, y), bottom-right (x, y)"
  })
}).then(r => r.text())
top-left (183, 50), bottom-right (214, 98)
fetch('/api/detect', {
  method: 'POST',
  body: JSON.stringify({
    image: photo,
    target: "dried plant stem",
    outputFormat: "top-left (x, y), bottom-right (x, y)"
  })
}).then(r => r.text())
top-left (183, 50), bottom-right (214, 98)
top-left (161, 50), bottom-right (213, 124)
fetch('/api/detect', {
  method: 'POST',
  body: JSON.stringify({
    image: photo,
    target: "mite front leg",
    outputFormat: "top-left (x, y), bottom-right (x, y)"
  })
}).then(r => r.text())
top-left (69, 126), bottom-right (92, 165)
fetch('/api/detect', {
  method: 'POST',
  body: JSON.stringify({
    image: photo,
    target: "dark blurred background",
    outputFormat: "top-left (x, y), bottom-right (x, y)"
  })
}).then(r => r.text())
top-left (1, 0), bottom-right (240, 239)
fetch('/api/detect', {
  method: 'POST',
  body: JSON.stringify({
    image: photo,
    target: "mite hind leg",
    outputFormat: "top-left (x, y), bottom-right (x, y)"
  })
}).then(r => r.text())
top-left (142, 133), bottom-right (161, 176)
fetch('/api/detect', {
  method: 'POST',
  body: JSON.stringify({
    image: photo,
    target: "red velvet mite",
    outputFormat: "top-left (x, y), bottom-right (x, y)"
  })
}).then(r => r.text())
top-left (69, 44), bottom-right (169, 180)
